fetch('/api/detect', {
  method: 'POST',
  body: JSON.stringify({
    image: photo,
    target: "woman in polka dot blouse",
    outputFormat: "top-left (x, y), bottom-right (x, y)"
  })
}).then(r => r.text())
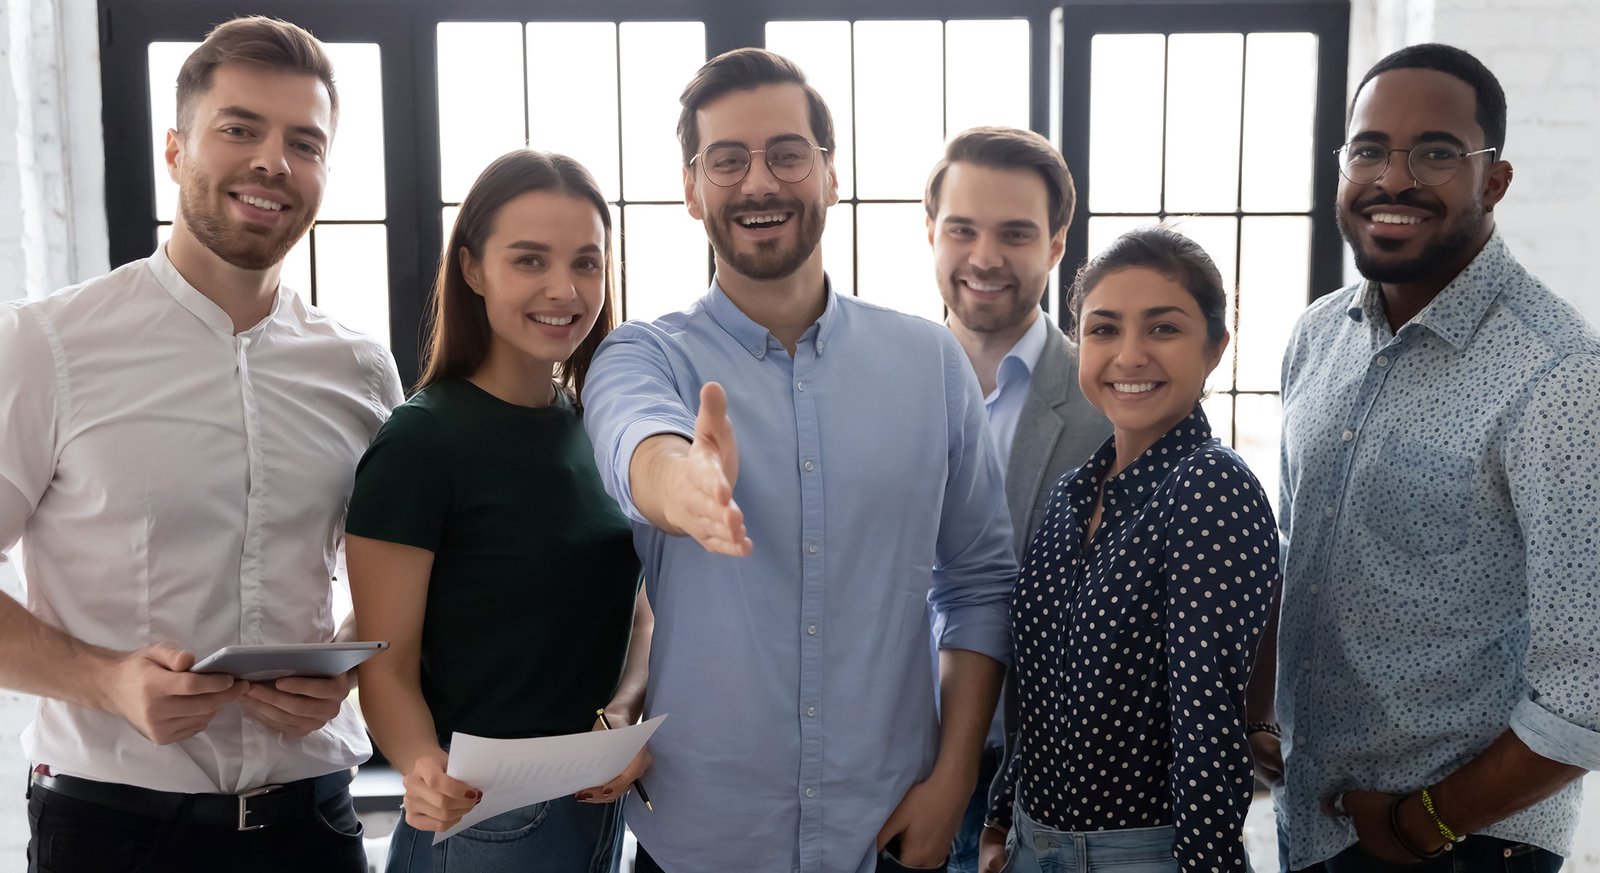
top-left (980, 227), bottom-right (1281, 873)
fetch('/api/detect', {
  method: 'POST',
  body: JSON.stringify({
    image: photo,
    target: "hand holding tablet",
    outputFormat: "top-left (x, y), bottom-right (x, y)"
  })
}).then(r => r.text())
top-left (190, 641), bottom-right (389, 682)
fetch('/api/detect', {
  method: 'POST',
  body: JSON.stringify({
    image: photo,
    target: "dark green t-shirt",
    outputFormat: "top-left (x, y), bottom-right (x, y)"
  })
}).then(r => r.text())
top-left (347, 377), bottom-right (639, 740)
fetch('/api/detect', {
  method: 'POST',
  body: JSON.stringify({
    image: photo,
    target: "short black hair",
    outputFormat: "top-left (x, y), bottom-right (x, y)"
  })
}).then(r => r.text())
top-left (1354, 43), bottom-right (1507, 156)
top-left (1067, 226), bottom-right (1229, 347)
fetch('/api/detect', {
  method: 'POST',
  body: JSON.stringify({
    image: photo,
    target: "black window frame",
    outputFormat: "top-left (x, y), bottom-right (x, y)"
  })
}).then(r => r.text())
top-left (99, 0), bottom-right (1347, 389)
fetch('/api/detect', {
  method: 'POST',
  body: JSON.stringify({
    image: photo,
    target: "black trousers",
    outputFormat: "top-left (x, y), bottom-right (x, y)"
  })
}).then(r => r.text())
top-left (27, 781), bottom-right (366, 873)
top-left (1295, 836), bottom-right (1562, 873)
top-left (636, 840), bottom-right (950, 873)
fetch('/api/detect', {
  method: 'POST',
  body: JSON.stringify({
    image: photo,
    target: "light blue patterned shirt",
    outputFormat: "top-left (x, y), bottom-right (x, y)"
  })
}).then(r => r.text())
top-left (1276, 233), bottom-right (1600, 868)
top-left (584, 279), bottom-right (1017, 873)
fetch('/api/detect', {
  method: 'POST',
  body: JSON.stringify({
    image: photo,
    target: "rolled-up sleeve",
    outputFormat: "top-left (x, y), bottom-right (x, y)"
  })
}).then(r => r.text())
top-left (930, 335), bottom-right (1016, 665)
top-left (0, 304), bottom-right (62, 561)
top-left (582, 323), bottom-right (697, 524)
top-left (1505, 352), bottom-right (1600, 770)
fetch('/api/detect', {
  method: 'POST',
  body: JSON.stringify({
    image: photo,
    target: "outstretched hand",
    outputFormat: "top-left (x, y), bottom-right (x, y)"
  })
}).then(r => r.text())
top-left (662, 382), bottom-right (751, 557)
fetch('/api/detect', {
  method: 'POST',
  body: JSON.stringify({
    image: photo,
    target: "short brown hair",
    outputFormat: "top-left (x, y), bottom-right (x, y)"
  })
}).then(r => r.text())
top-left (924, 126), bottom-right (1077, 238)
top-left (176, 16), bottom-right (338, 133)
top-left (677, 48), bottom-right (835, 168)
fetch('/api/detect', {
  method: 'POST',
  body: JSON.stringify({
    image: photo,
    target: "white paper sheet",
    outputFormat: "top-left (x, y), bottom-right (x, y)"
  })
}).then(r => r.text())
top-left (433, 714), bottom-right (666, 843)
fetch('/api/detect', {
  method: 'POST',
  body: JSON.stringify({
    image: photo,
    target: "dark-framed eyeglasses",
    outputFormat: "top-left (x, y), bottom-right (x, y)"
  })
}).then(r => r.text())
top-left (1335, 139), bottom-right (1498, 187)
top-left (690, 139), bottom-right (828, 187)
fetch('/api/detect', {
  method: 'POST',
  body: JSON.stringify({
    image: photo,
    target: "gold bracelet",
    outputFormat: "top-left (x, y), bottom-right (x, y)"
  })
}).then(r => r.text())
top-left (1419, 786), bottom-right (1465, 843)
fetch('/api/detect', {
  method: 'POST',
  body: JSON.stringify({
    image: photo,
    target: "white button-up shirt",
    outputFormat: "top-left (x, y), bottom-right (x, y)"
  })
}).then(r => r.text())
top-left (0, 246), bottom-right (402, 793)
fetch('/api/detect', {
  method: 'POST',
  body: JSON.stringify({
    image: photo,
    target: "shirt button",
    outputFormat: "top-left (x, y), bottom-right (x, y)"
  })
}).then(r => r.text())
top-left (804, 787), bottom-right (815, 798)
top-left (807, 624), bottom-right (817, 636)
top-left (1308, 585), bottom-right (1319, 594)
top-left (1341, 430), bottom-right (1354, 442)
top-left (807, 542), bottom-right (818, 555)
top-left (807, 706), bottom-right (816, 717)
top-left (803, 460), bottom-right (815, 472)
top-left (816, 340), bottom-right (825, 351)
top-left (1323, 506), bottom-right (1335, 519)
top-left (1376, 355), bottom-right (1390, 367)
top-left (796, 381), bottom-right (807, 392)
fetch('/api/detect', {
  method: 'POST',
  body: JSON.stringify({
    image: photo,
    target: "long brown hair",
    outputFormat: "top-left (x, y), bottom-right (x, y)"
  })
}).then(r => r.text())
top-left (416, 150), bottom-right (617, 405)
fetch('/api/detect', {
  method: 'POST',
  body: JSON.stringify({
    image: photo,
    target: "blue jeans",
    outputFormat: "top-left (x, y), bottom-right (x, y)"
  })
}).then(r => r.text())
top-left (1003, 802), bottom-right (1178, 873)
top-left (949, 744), bottom-right (1005, 873)
top-left (386, 795), bottom-right (624, 873)
top-left (1309, 836), bottom-right (1562, 873)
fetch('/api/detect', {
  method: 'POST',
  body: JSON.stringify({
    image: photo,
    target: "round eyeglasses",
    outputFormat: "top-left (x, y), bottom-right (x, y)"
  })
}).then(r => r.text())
top-left (1336, 139), bottom-right (1498, 187)
top-left (690, 140), bottom-right (828, 187)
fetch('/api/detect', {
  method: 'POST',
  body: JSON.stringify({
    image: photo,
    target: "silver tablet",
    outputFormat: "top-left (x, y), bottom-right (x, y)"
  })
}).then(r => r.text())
top-left (190, 641), bottom-right (389, 681)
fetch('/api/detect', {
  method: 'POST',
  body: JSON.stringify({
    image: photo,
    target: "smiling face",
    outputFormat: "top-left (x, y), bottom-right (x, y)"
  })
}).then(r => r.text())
top-left (167, 63), bottom-right (332, 271)
top-left (928, 161), bottom-right (1066, 338)
top-left (1335, 67), bottom-right (1510, 288)
top-left (460, 191), bottom-right (608, 373)
top-left (1077, 266), bottom-right (1228, 456)
top-left (684, 83), bottom-right (838, 282)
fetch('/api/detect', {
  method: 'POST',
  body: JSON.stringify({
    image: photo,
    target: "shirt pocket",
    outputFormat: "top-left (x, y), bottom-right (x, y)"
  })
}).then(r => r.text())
top-left (1368, 434), bottom-right (1472, 556)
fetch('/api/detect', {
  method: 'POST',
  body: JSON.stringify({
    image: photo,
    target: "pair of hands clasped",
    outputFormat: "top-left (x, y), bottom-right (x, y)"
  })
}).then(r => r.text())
top-left (107, 641), bottom-right (352, 745)
top-left (399, 707), bottom-right (654, 833)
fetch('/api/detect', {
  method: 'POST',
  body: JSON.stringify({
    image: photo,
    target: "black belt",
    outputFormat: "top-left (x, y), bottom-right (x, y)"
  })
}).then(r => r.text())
top-left (29, 769), bottom-right (351, 831)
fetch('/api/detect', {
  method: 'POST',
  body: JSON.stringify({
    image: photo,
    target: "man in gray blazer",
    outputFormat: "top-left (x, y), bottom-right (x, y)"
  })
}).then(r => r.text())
top-left (924, 126), bottom-right (1110, 873)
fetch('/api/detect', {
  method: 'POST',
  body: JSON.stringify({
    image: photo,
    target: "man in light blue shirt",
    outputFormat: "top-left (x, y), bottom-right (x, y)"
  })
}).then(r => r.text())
top-left (1267, 44), bottom-right (1599, 872)
top-left (583, 49), bottom-right (1016, 873)
top-left (921, 126), bottom-right (1108, 873)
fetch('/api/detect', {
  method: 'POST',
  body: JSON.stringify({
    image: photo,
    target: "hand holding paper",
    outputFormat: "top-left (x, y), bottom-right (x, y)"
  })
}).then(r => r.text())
top-left (433, 714), bottom-right (666, 843)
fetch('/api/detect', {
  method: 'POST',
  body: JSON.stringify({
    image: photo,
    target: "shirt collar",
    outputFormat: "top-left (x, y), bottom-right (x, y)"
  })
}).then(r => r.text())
top-left (1002, 310), bottom-right (1050, 376)
top-left (704, 274), bottom-right (842, 359)
top-left (1345, 232), bottom-right (1510, 351)
top-left (148, 243), bottom-right (287, 337)
top-left (1088, 404), bottom-right (1215, 510)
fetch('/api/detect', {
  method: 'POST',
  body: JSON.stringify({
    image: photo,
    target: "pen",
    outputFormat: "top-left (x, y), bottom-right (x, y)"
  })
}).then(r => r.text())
top-left (595, 708), bottom-right (653, 811)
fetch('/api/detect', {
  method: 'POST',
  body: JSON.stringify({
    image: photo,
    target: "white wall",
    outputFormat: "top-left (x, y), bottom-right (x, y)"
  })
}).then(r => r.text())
top-left (0, 0), bottom-right (1596, 869)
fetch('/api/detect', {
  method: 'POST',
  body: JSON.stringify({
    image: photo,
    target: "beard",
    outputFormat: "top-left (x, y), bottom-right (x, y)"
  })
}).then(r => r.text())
top-left (942, 272), bottom-right (1041, 335)
top-left (706, 197), bottom-right (825, 281)
top-left (177, 166), bottom-right (314, 271)
top-left (1337, 191), bottom-right (1487, 285)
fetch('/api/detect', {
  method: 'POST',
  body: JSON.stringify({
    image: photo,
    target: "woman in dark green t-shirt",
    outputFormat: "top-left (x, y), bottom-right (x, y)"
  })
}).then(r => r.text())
top-left (348, 151), bottom-right (648, 873)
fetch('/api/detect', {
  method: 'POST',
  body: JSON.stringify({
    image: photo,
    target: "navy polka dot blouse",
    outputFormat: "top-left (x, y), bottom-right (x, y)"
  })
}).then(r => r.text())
top-left (989, 406), bottom-right (1280, 873)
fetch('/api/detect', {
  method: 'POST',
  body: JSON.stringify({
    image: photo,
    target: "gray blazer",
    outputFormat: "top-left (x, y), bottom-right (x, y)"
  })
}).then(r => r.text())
top-left (1003, 317), bottom-right (1111, 559)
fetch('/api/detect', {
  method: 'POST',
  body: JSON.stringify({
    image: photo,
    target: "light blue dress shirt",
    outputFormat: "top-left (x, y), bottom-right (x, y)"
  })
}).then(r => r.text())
top-left (981, 310), bottom-right (1049, 476)
top-left (1277, 234), bottom-right (1600, 868)
top-left (584, 279), bottom-right (1018, 873)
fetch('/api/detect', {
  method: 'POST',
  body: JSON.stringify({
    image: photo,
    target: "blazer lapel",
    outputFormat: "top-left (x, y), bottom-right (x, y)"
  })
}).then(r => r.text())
top-left (1005, 319), bottom-right (1071, 554)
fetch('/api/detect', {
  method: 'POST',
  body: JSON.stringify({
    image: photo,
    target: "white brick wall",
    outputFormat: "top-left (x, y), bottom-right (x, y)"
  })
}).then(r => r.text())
top-left (0, 1), bottom-right (1594, 870)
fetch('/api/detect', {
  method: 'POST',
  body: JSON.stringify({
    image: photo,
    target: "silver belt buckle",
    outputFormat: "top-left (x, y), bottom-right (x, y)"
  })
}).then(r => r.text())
top-left (237, 784), bottom-right (284, 831)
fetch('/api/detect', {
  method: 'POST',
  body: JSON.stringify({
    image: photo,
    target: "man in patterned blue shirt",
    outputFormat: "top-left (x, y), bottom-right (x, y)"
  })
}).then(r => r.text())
top-left (1263, 44), bottom-right (1600, 872)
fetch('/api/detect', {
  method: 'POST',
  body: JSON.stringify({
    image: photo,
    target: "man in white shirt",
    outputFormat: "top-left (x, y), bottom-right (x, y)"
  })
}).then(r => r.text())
top-left (922, 126), bottom-right (1109, 873)
top-left (0, 17), bottom-right (401, 872)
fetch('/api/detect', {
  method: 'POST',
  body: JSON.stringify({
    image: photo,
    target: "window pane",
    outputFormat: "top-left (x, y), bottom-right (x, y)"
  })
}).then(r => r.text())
top-left (442, 205), bottom-right (459, 251)
top-left (1164, 33), bottom-right (1244, 213)
top-left (853, 21), bottom-right (943, 200)
top-left (622, 205), bottom-right (707, 322)
top-left (1085, 215), bottom-right (1156, 265)
top-left (1241, 33), bottom-right (1318, 213)
top-left (945, 20), bottom-right (1030, 136)
top-left (765, 21), bottom-right (855, 200)
top-left (619, 22), bottom-right (705, 202)
top-left (313, 223), bottom-right (390, 346)
top-left (1237, 216), bottom-right (1311, 392)
top-left (527, 23), bottom-right (622, 202)
top-left (821, 202), bottom-right (854, 297)
top-left (1163, 216), bottom-right (1239, 393)
top-left (1088, 34), bottom-right (1164, 213)
top-left (855, 203), bottom-right (940, 323)
top-left (281, 233), bottom-right (313, 304)
top-left (318, 44), bottom-right (386, 221)
top-left (1202, 393), bottom-right (1234, 447)
top-left (437, 23), bottom-right (524, 204)
top-left (1234, 392), bottom-right (1282, 513)
top-left (149, 42), bottom-right (199, 222)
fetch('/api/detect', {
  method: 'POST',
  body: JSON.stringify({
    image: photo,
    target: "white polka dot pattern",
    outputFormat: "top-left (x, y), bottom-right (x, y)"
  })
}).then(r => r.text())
top-left (990, 406), bottom-right (1279, 873)
top-left (1276, 233), bottom-right (1600, 869)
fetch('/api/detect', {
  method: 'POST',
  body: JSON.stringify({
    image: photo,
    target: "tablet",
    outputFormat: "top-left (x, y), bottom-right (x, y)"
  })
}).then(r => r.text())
top-left (190, 642), bottom-right (389, 681)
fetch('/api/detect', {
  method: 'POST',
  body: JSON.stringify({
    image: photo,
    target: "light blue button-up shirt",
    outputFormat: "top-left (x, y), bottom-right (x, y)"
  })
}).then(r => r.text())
top-left (584, 279), bottom-right (1017, 873)
top-left (982, 310), bottom-right (1049, 475)
top-left (1277, 234), bottom-right (1600, 868)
